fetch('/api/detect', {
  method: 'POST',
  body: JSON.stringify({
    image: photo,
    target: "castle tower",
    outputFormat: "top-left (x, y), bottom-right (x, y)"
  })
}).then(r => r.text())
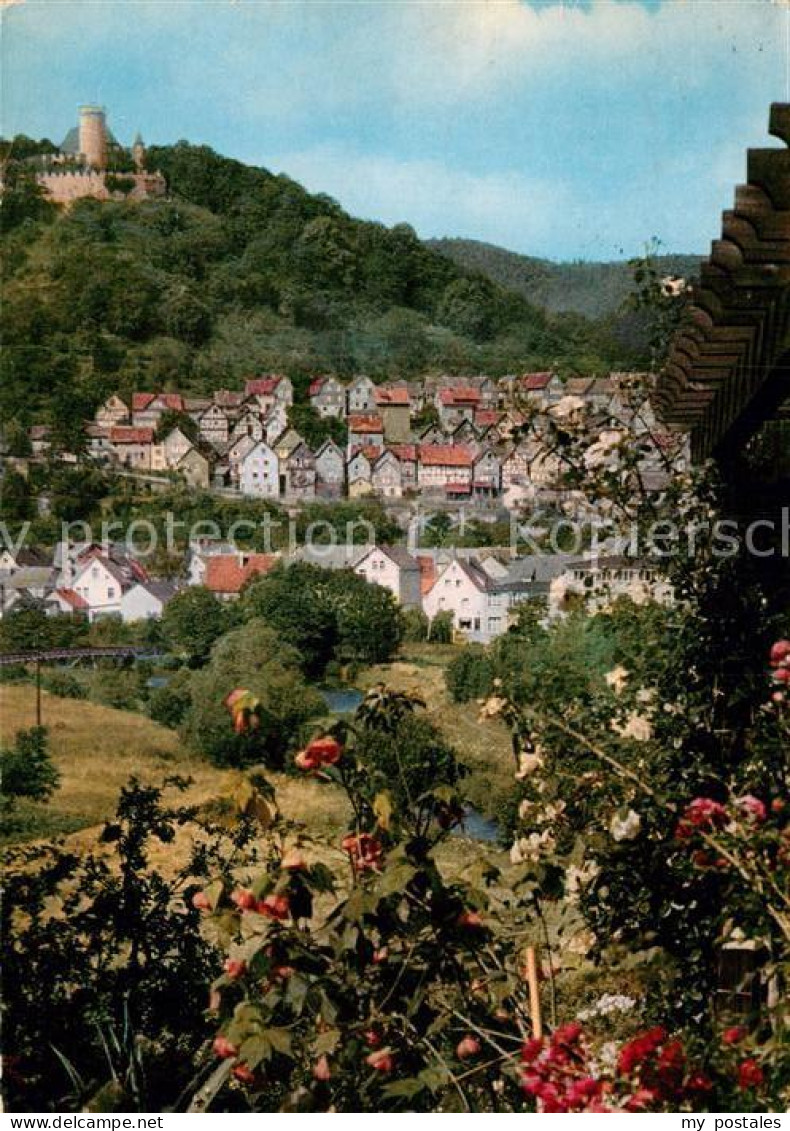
top-left (132, 132), bottom-right (146, 171)
top-left (78, 104), bottom-right (108, 170)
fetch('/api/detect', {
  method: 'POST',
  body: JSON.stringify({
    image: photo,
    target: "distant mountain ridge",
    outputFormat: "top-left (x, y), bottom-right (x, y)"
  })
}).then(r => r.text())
top-left (426, 238), bottom-right (702, 321)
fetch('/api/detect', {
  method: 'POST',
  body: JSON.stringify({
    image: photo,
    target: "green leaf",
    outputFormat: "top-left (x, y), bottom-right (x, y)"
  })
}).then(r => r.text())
top-left (314, 1028), bottom-right (341, 1056)
top-left (240, 1034), bottom-right (271, 1068)
top-left (382, 1078), bottom-right (426, 1099)
top-left (265, 1027), bottom-right (293, 1056)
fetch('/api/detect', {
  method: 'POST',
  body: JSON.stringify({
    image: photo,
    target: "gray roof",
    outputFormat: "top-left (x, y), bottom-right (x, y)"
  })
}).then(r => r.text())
top-left (504, 554), bottom-right (578, 585)
top-left (290, 544), bottom-right (368, 570)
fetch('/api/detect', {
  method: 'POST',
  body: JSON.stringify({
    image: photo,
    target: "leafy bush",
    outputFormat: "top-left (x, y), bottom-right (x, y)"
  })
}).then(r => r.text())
top-left (182, 620), bottom-right (324, 768)
top-left (148, 671), bottom-right (193, 729)
top-left (39, 670), bottom-right (87, 700)
top-left (160, 586), bottom-right (231, 664)
top-left (1, 778), bottom-right (260, 1112)
top-left (445, 646), bottom-right (495, 703)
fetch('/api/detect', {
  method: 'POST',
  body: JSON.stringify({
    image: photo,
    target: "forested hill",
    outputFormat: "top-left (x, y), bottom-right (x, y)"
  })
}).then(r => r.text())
top-left (2, 140), bottom-right (640, 445)
top-left (427, 238), bottom-right (701, 321)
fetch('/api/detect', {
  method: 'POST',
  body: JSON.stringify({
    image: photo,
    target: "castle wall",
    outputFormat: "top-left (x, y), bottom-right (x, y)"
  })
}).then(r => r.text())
top-left (38, 170), bottom-right (167, 206)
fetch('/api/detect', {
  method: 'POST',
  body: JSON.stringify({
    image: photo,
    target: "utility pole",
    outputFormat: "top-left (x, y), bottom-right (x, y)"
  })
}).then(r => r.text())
top-left (35, 654), bottom-right (42, 727)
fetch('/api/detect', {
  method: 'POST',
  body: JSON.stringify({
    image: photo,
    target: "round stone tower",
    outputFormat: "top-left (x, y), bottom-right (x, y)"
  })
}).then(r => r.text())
top-left (132, 132), bottom-right (146, 171)
top-left (78, 104), bottom-right (108, 170)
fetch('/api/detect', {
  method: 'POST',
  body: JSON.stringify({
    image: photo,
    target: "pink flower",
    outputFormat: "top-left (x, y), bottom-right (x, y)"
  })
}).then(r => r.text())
top-left (520, 1038), bottom-right (544, 1064)
top-left (769, 640), bottom-right (790, 667)
top-left (675, 797), bottom-right (727, 839)
top-left (736, 795), bottom-right (767, 823)
top-left (551, 1022), bottom-right (582, 1048)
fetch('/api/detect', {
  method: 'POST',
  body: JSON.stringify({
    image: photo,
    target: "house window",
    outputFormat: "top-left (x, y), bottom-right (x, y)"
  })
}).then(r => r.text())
top-left (474, 618), bottom-right (481, 631)
top-left (107, 588), bottom-right (115, 599)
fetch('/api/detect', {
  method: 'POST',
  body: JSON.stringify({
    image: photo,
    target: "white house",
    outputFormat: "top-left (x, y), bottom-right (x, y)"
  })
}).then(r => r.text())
top-left (70, 551), bottom-right (141, 620)
top-left (239, 439), bottom-right (280, 498)
top-left (315, 439), bottom-right (345, 496)
top-left (371, 449), bottom-right (403, 498)
top-left (264, 403), bottom-right (288, 445)
top-left (197, 403), bottom-right (230, 448)
top-left (120, 580), bottom-right (178, 623)
top-left (422, 557), bottom-right (510, 643)
top-left (230, 410), bottom-right (265, 444)
top-left (309, 376), bottom-right (346, 418)
top-left (160, 426), bottom-right (194, 469)
top-left (549, 556), bottom-right (674, 618)
top-left (347, 374), bottom-right (376, 414)
top-left (353, 545), bottom-right (422, 609)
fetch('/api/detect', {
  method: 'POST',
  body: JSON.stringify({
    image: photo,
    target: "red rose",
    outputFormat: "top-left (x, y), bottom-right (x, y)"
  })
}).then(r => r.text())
top-left (257, 893), bottom-right (290, 920)
top-left (520, 1038), bottom-right (544, 1064)
top-left (224, 958), bottom-right (247, 980)
top-left (232, 1063), bottom-right (256, 1085)
top-left (737, 1058), bottom-right (764, 1090)
top-left (366, 1049), bottom-right (394, 1073)
top-left (213, 1035), bottom-right (238, 1059)
top-left (722, 1026), bottom-right (746, 1046)
top-left (456, 910), bottom-right (484, 929)
top-left (313, 1055), bottom-right (332, 1082)
top-left (769, 640), bottom-right (790, 667)
top-left (552, 1022), bottom-right (582, 1048)
top-left (296, 736), bottom-right (343, 772)
top-left (618, 1027), bottom-right (667, 1075)
top-left (456, 1035), bottom-right (481, 1060)
top-left (230, 888), bottom-right (256, 911)
top-left (342, 832), bottom-right (383, 872)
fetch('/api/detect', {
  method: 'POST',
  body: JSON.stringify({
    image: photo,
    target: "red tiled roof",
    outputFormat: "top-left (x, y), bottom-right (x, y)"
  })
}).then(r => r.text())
top-left (439, 387), bottom-right (481, 406)
top-left (418, 444), bottom-right (474, 467)
top-left (55, 588), bottom-right (89, 610)
top-left (375, 387), bottom-right (411, 406)
top-left (156, 393), bottom-right (185, 411)
top-left (475, 410), bottom-right (501, 427)
top-left (348, 414), bottom-right (384, 433)
top-left (388, 444), bottom-right (417, 462)
top-left (308, 377), bottom-right (326, 396)
top-left (213, 389), bottom-right (245, 408)
top-left (521, 372), bottom-right (553, 391)
top-left (109, 426), bottom-right (154, 444)
top-left (132, 393), bottom-right (157, 411)
top-left (349, 445), bottom-right (381, 462)
top-left (205, 553), bottom-right (277, 595)
top-left (245, 376), bottom-right (283, 397)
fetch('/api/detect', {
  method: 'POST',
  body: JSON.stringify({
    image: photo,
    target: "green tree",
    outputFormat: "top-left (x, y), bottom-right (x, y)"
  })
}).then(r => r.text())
top-left (1, 727), bottom-right (59, 806)
top-left (183, 619), bottom-right (323, 767)
top-left (160, 586), bottom-right (229, 663)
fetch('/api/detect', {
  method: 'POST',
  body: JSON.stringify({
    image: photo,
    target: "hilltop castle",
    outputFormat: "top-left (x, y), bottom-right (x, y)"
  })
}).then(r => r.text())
top-left (36, 105), bottom-right (167, 206)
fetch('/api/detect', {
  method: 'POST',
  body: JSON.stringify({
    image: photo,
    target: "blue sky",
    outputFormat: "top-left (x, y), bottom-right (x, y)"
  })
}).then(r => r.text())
top-left (2, 0), bottom-right (786, 260)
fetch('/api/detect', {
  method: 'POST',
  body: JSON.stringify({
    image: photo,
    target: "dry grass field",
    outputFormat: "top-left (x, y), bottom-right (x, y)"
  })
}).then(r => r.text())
top-left (0, 683), bottom-right (349, 848)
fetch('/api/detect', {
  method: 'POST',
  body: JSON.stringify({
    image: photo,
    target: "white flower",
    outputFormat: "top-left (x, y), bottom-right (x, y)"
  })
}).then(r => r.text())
top-left (550, 394), bottom-right (586, 422)
top-left (567, 929), bottom-right (597, 956)
top-left (610, 808), bottom-right (642, 842)
top-left (515, 751), bottom-right (543, 780)
top-left (565, 859), bottom-right (601, 902)
top-left (584, 430), bottom-right (623, 469)
top-left (612, 711), bottom-right (652, 742)
top-left (605, 665), bottom-right (629, 695)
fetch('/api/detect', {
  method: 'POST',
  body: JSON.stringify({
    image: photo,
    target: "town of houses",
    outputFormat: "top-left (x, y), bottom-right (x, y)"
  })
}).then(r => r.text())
top-left (23, 369), bottom-right (676, 508)
top-left (2, 370), bottom-right (679, 642)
